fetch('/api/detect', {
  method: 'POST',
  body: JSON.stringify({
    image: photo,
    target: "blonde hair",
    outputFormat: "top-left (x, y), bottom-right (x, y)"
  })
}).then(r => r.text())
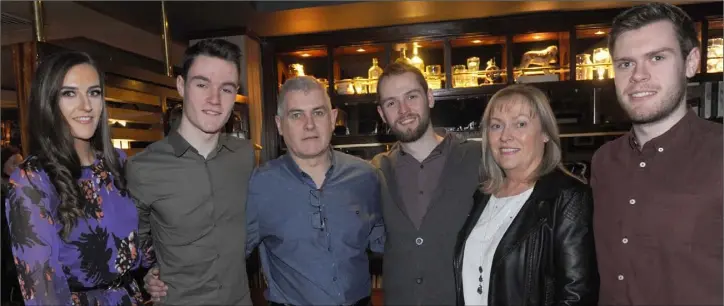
top-left (480, 84), bottom-right (562, 194)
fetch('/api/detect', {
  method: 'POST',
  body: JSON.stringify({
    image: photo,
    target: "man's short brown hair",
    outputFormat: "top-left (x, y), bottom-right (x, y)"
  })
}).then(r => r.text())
top-left (375, 62), bottom-right (428, 104)
top-left (609, 2), bottom-right (699, 59)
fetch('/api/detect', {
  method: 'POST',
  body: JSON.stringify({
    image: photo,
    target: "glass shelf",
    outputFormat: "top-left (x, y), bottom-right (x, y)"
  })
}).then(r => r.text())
top-left (333, 44), bottom-right (386, 96)
top-left (276, 48), bottom-right (329, 89)
top-left (707, 18), bottom-right (723, 74)
top-left (574, 26), bottom-right (613, 81)
top-left (512, 32), bottom-right (571, 83)
top-left (450, 35), bottom-right (507, 87)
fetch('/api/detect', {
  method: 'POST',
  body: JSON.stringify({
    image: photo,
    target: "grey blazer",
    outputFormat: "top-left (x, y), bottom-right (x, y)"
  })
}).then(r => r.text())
top-left (371, 137), bottom-right (482, 306)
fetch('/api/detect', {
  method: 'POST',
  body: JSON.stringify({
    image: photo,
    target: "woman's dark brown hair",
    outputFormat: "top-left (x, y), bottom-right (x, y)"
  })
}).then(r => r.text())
top-left (28, 50), bottom-right (126, 239)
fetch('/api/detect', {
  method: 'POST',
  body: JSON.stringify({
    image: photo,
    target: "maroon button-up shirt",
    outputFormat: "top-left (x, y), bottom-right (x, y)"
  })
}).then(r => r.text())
top-left (591, 111), bottom-right (723, 305)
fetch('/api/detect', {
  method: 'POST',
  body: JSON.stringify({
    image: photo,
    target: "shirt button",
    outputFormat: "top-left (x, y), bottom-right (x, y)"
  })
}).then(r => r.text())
top-left (617, 274), bottom-right (625, 280)
top-left (657, 147), bottom-right (664, 152)
top-left (416, 277), bottom-right (423, 284)
top-left (333, 277), bottom-right (337, 281)
top-left (639, 162), bottom-right (646, 168)
top-left (419, 191), bottom-right (424, 195)
top-left (415, 237), bottom-right (424, 246)
top-left (629, 199), bottom-right (636, 205)
top-left (622, 237), bottom-right (629, 244)
top-left (420, 164), bottom-right (424, 169)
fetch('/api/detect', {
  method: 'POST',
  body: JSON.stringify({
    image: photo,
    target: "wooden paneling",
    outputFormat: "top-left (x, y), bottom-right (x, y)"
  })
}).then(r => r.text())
top-left (105, 86), bottom-right (161, 106)
top-left (450, 35), bottom-right (506, 48)
top-left (107, 107), bottom-right (161, 124)
top-left (278, 48), bottom-right (328, 58)
top-left (12, 42), bottom-right (37, 157)
top-left (266, 2), bottom-right (720, 51)
top-left (1, 101), bottom-right (18, 109)
top-left (252, 1), bottom-right (716, 38)
top-left (334, 45), bottom-right (385, 56)
top-left (244, 36), bottom-right (265, 164)
top-left (111, 127), bottom-right (163, 142)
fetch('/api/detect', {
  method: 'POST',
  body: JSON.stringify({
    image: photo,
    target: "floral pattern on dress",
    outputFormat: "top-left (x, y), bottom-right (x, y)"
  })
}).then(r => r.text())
top-left (4, 149), bottom-right (154, 306)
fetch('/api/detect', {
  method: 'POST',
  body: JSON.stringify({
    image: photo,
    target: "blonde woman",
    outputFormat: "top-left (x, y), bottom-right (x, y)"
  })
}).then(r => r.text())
top-left (453, 84), bottom-right (599, 306)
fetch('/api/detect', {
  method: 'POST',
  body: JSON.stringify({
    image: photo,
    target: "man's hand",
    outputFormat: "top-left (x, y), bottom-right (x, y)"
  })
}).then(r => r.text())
top-left (144, 267), bottom-right (168, 302)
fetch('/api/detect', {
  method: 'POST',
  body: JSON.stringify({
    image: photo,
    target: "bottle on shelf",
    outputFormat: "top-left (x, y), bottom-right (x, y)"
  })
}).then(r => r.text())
top-left (395, 47), bottom-right (412, 66)
top-left (410, 44), bottom-right (425, 73)
top-left (368, 58), bottom-right (384, 94)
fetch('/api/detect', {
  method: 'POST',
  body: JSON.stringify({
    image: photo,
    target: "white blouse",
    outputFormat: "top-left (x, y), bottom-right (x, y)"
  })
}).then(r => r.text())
top-left (462, 187), bottom-right (534, 305)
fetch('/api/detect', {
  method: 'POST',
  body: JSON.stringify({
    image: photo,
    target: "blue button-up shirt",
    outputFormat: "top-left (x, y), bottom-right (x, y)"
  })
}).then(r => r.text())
top-left (246, 150), bottom-right (385, 305)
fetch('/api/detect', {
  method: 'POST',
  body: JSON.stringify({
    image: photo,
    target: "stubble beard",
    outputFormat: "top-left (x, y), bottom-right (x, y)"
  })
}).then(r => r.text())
top-left (618, 74), bottom-right (687, 125)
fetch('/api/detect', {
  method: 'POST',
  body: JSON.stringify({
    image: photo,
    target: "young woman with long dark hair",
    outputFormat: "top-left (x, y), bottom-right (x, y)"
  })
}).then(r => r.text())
top-left (4, 50), bottom-right (153, 305)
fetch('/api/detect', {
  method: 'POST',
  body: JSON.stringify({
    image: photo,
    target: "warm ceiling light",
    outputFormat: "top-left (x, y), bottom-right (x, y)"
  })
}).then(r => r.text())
top-left (595, 30), bottom-right (605, 35)
top-left (356, 48), bottom-right (366, 52)
top-left (301, 53), bottom-right (310, 57)
top-left (472, 40), bottom-right (482, 44)
top-left (533, 35), bottom-right (542, 40)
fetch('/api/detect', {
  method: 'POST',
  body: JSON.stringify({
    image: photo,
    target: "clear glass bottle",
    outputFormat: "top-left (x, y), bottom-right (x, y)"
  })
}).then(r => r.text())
top-left (368, 58), bottom-right (384, 94)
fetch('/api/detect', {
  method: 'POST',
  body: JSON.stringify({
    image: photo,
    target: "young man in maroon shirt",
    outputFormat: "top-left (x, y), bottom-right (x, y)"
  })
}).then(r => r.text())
top-left (591, 3), bottom-right (723, 305)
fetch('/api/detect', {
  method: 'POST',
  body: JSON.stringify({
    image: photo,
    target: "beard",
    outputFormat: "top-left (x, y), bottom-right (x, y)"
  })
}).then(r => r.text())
top-left (388, 109), bottom-right (431, 143)
top-left (618, 73), bottom-right (687, 125)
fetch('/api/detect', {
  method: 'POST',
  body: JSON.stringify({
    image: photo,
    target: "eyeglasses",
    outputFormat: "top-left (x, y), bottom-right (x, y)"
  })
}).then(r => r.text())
top-left (310, 189), bottom-right (325, 231)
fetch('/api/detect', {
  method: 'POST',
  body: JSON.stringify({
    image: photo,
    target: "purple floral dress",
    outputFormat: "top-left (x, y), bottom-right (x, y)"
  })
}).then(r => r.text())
top-left (4, 150), bottom-right (154, 306)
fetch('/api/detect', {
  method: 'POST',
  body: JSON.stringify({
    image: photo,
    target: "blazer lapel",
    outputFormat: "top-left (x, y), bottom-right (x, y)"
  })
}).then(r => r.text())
top-left (378, 153), bottom-right (416, 227)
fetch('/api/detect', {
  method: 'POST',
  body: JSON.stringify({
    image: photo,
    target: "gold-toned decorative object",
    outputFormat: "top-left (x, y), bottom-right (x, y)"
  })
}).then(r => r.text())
top-left (518, 45), bottom-right (558, 70)
top-left (466, 57), bottom-right (480, 87)
top-left (576, 54), bottom-right (594, 80)
top-left (452, 65), bottom-right (467, 88)
top-left (289, 64), bottom-right (306, 77)
top-left (318, 78), bottom-right (329, 91)
top-left (335, 79), bottom-right (355, 95)
top-left (707, 38), bottom-right (723, 73)
top-left (395, 47), bottom-right (412, 66)
top-left (425, 65), bottom-right (442, 89)
top-left (353, 77), bottom-right (368, 94)
top-left (592, 48), bottom-right (612, 80)
top-left (482, 58), bottom-right (502, 84)
top-left (368, 58), bottom-right (383, 94)
top-left (410, 44), bottom-right (425, 73)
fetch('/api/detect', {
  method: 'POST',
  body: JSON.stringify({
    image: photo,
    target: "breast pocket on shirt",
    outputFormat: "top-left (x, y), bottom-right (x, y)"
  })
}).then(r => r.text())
top-left (335, 202), bottom-right (374, 247)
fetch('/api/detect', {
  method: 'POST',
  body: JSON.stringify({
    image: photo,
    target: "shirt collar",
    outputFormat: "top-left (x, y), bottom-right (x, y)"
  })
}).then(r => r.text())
top-left (395, 132), bottom-right (456, 158)
top-left (283, 147), bottom-right (337, 180)
top-left (627, 110), bottom-right (697, 153)
top-left (169, 131), bottom-right (242, 157)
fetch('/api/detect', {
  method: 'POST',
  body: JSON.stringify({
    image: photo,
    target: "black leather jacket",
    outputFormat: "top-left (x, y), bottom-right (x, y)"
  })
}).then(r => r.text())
top-left (453, 168), bottom-right (599, 306)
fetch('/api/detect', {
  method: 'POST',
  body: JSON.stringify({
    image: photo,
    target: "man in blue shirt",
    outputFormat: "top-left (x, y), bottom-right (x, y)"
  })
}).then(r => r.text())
top-left (245, 75), bottom-right (385, 305)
